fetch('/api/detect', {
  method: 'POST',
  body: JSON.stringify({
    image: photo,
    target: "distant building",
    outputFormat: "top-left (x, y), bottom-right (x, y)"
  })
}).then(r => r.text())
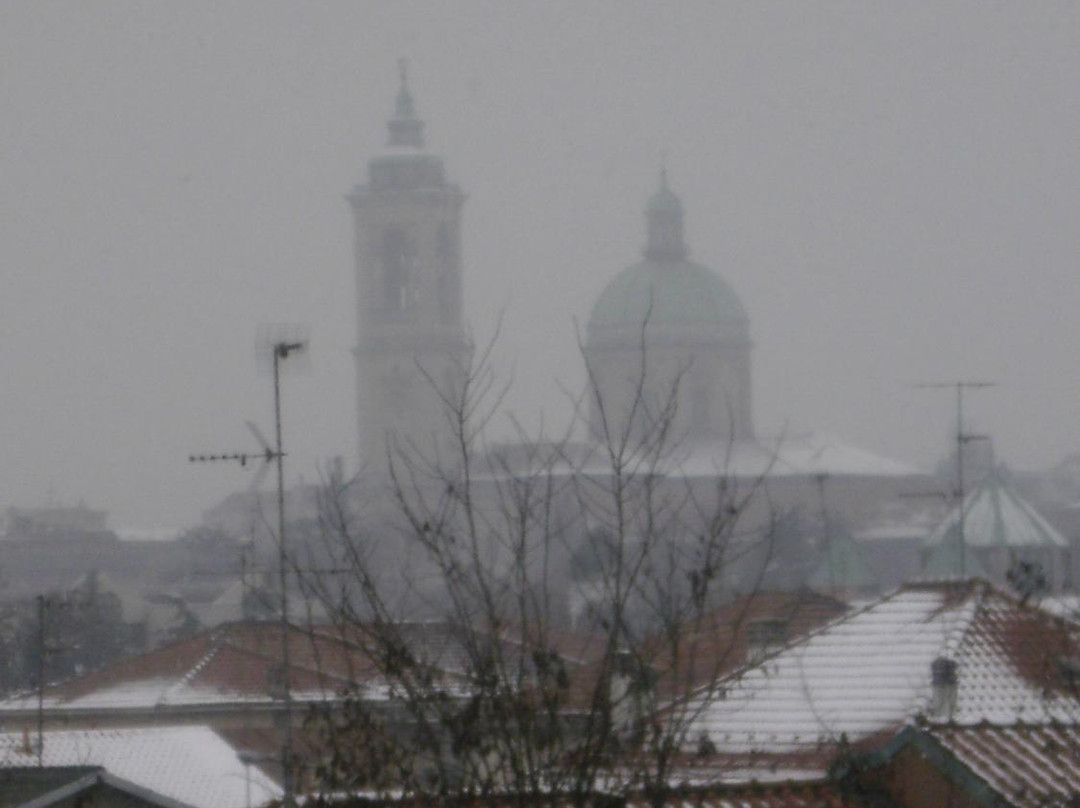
top-left (0, 501), bottom-right (256, 668)
top-left (4, 504), bottom-right (110, 539)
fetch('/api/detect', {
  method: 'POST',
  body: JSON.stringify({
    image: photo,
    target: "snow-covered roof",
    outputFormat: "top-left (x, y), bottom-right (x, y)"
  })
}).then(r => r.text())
top-left (685, 580), bottom-right (1080, 756)
top-left (652, 433), bottom-right (921, 480)
top-left (855, 510), bottom-right (941, 543)
top-left (1039, 594), bottom-right (1080, 622)
top-left (480, 433), bottom-right (921, 483)
top-left (0, 622), bottom-right (362, 713)
top-left (326, 778), bottom-right (860, 808)
top-left (854, 524), bottom-right (928, 542)
top-left (757, 433), bottom-right (920, 478)
top-left (0, 619), bottom-right (495, 717)
top-left (0, 726), bottom-right (281, 808)
top-left (925, 473), bottom-right (1069, 549)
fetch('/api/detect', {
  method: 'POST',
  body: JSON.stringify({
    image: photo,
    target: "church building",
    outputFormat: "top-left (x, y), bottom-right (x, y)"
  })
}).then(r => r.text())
top-left (347, 70), bottom-right (929, 597)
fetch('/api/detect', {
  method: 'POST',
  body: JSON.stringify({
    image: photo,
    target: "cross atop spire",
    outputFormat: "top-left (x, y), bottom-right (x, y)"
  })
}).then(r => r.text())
top-left (387, 57), bottom-right (425, 149)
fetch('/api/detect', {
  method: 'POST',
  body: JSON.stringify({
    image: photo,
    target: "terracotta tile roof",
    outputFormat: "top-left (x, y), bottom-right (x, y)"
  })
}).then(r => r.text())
top-left (685, 580), bottom-right (1080, 757)
top-left (926, 723), bottom-right (1080, 808)
top-left (873, 722), bottom-right (1080, 808)
top-left (0, 621), bottom-right (426, 713)
top-left (501, 625), bottom-right (610, 667)
top-left (661, 590), bottom-right (850, 692)
top-left (1, 618), bottom-right (584, 715)
top-left (19, 622), bottom-right (367, 711)
top-left (561, 591), bottom-right (848, 712)
top-left (949, 588), bottom-right (1080, 723)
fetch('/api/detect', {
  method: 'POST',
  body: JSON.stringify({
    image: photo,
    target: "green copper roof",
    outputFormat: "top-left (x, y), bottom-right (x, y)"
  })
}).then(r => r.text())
top-left (588, 258), bottom-right (748, 331)
top-left (809, 531), bottom-right (879, 593)
top-left (925, 472), bottom-right (1068, 549)
top-left (922, 530), bottom-right (991, 580)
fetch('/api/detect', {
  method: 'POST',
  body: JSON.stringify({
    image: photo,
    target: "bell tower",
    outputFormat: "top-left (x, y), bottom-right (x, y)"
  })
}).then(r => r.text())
top-left (349, 62), bottom-right (472, 474)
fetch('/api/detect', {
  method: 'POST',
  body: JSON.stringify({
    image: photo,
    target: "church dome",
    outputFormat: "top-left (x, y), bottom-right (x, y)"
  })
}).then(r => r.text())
top-left (588, 257), bottom-right (748, 331)
top-left (588, 173), bottom-right (748, 335)
top-left (583, 171), bottom-right (755, 443)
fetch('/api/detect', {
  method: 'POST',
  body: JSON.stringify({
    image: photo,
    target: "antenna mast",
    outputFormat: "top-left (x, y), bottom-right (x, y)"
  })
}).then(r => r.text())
top-left (814, 473), bottom-right (836, 594)
top-left (917, 381), bottom-right (995, 577)
top-left (189, 337), bottom-right (307, 807)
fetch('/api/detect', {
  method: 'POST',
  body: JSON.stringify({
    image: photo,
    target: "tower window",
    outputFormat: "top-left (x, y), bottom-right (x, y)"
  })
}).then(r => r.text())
top-left (381, 225), bottom-right (416, 311)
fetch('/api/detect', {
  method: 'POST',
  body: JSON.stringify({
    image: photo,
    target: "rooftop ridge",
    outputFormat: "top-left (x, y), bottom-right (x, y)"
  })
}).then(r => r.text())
top-left (217, 622), bottom-right (384, 693)
top-left (1, 627), bottom-right (226, 709)
top-left (908, 582), bottom-right (986, 720)
top-left (940, 581), bottom-right (986, 660)
top-left (927, 716), bottom-right (1080, 730)
top-left (157, 631), bottom-right (227, 707)
top-left (962, 574), bottom-right (1072, 621)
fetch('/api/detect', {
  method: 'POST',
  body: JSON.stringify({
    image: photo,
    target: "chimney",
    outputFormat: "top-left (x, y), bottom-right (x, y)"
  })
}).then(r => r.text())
top-left (610, 650), bottom-right (656, 733)
top-left (930, 657), bottom-right (958, 719)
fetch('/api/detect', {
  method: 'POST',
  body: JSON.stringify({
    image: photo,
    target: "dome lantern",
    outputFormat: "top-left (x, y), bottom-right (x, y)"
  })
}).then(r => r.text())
top-left (644, 167), bottom-right (686, 260)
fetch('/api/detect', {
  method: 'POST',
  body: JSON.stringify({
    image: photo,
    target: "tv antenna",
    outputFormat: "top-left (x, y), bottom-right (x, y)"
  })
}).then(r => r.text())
top-left (189, 420), bottom-right (279, 482)
top-left (915, 380), bottom-right (995, 578)
top-left (188, 327), bottom-right (308, 808)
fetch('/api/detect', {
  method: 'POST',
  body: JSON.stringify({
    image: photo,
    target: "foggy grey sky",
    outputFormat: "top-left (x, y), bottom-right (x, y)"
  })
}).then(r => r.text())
top-left (1, 2), bottom-right (1077, 530)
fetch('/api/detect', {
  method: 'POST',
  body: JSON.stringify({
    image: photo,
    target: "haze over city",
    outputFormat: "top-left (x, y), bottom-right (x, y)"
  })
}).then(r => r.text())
top-left (1, 1), bottom-right (1077, 530)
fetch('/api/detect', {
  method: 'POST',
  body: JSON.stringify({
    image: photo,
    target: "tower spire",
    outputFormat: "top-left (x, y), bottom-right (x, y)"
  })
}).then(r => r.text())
top-left (387, 57), bottom-right (425, 149)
